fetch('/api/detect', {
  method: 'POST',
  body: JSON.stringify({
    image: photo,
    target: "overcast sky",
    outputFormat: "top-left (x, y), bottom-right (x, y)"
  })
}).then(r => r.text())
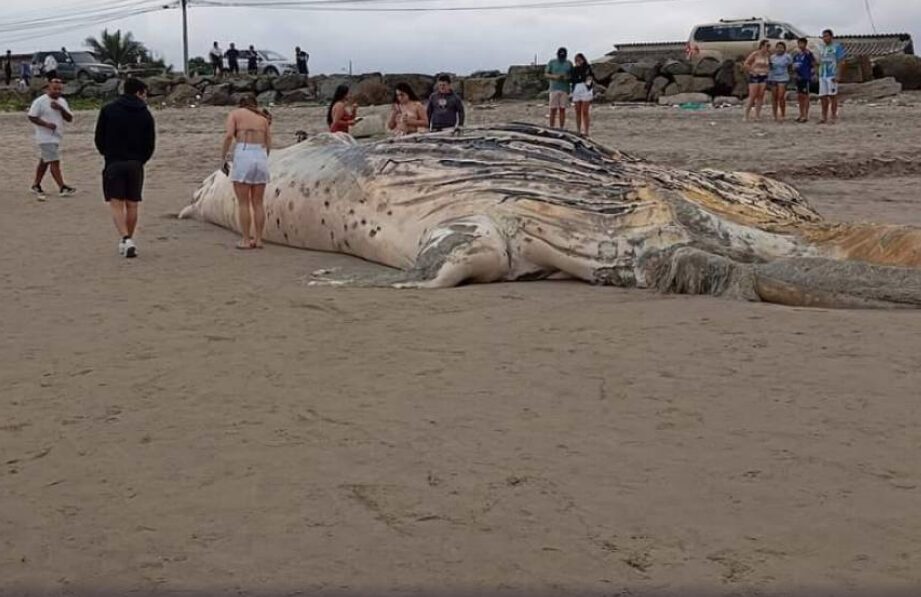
top-left (3, 0), bottom-right (920, 74)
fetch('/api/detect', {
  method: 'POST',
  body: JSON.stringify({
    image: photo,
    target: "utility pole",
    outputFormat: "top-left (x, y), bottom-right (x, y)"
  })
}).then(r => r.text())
top-left (181, 0), bottom-right (190, 74)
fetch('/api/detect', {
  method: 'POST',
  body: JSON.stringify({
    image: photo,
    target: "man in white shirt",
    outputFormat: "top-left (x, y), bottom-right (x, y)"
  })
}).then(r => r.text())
top-left (27, 78), bottom-right (76, 199)
top-left (43, 53), bottom-right (58, 81)
top-left (209, 42), bottom-right (224, 77)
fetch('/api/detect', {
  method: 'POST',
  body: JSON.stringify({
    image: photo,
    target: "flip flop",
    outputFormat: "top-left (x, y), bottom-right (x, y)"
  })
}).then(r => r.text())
top-left (236, 240), bottom-right (254, 250)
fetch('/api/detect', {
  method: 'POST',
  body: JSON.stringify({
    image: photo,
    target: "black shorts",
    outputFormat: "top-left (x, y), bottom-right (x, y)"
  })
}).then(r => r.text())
top-left (103, 161), bottom-right (145, 202)
top-left (795, 80), bottom-right (810, 94)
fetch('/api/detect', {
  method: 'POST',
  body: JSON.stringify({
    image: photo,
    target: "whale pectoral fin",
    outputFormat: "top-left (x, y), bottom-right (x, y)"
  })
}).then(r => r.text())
top-left (401, 218), bottom-right (510, 289)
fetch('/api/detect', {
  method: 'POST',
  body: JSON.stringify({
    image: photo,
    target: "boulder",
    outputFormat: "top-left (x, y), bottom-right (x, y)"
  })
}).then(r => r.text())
top-left (165, 83), bottom-right (200, 106)
top-left (673, 75), bottom-right (694, 93)
top-left (661, 59), bottom-right (692, 76)
top-left (229, 77), bottom-right (256, 92)
top-left (99, 77), bottom-right (121, 100)
top-left (604, 72), bottom-right (647, 102)
top-left (273, 73), bottom-right (310, 92)
top-left (838, 77), bottom-right (902, 101)
top-left (625, 61), bottom-right (659, 83)
top-left (229, 92), bottom-right (256, 106)
top-left (201, 83), bottom-right (232, 106)
top-left (144, 76), bottom-right (173, 96)
top-left (648, 76), bottom-right (671, 101)
top-left (590, 60), bottom-right (621, 85)
top-left (353, 78), bottom-right (391, 106)
top-left (350, 113), bottom-right (387, 139)
top-left (690, 76), bottom-right (715, 94)
top-left (62, 81), bottom-right (84, 97)
top-left (873, 53), bottom-right (921, 90)
top-left (190, 75), bottom-right (213, 90)
top-left (462, 77), bottom-right (503, 102)
top-left (255, 77), bottom-right (273, 93)
top-left (662, 83), bottom-right (679, 97)
top-left (501, 65), bottom-right (547, 99)
top-left (659, 92), bottom-right (711, 106)
top-left (713, 60), bottom-right (738, 96)
top-left (80, 84), bottom-right (101, 99)
top-left (840, 55), bottom-right (873, 84)
top-left (732, 62), bottom-right (749, 98)
top-left (470, 69), bottom-right (502, 78)
top-left (694, 57), bottom-right (722, 77)
top-left (256, 89), bottom-right (280, 106)
top-left (278, 88), bottom-right (313, 104)
top-left (383, 74), bottom-right (435, 99)
top-left (713, 96), bottom-right (742, 107)
top-left (314, 75), bottom-right (351, 101)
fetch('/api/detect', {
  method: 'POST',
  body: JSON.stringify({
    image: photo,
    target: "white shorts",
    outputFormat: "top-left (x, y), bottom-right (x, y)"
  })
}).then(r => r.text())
top-left (230, 144), bottom-right (270, 185)
top-left (572, 83), bottom-right (594, 103)
top-left (818, 77), bottom-right (838, 97)
top-left (38, 142), bottom-right (60, 162)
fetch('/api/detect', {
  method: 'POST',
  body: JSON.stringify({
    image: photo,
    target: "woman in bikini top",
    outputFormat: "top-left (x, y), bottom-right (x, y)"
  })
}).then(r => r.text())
top-left (222, 95), bottom-right (272, 250)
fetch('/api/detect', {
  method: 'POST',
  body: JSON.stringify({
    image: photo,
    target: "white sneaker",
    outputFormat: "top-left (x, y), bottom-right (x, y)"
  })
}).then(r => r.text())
top-left (123, 238), bottom-right (137, 258)
top-left (117, 239), bottom-right (126, 256)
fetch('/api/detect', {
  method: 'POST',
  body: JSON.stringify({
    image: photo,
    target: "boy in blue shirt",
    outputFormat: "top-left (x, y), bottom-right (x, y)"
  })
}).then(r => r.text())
top-left (818, 29), bottom-right (847, 124)
top-left (793, 37), bottom-right (818, 123)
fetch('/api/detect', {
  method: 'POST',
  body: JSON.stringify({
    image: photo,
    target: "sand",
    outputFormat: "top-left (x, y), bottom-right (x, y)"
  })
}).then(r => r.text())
top-left (2, 96), bottom-right (921, 596)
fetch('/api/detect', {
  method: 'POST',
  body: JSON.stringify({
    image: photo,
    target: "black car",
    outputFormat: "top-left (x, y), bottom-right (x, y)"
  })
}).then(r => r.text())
top-left (32, 51), bottom-right (118, 82)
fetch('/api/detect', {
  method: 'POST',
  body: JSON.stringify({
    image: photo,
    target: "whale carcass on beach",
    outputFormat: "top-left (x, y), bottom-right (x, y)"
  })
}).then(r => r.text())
top-left (180, 123), bottom-right (921, 308)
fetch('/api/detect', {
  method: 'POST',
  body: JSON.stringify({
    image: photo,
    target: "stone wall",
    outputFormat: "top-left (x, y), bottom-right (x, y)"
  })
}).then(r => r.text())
top-left (3, 53), bottom-right (918, 109)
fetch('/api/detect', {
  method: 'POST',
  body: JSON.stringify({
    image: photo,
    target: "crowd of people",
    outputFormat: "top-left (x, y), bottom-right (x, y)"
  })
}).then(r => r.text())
top-left (21, 33), bottom-right (851, 260)
top-left (743, 29), bottom-right (847, 124)
top-left (208, 42), bottom-right (310, 77)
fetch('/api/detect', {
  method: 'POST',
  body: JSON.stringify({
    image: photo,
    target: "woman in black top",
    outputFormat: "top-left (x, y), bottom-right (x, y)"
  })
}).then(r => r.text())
top-left (570, 53), bottom-right (595, 137)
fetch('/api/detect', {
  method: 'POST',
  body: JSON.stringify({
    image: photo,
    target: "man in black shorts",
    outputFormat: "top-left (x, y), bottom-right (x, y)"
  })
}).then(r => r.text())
top-left (94, 78), bottom-right (156, 258)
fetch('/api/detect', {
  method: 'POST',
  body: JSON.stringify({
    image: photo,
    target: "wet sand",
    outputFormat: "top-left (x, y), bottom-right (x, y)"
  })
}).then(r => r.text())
top-left (2, 97), bottom-right (921, 596)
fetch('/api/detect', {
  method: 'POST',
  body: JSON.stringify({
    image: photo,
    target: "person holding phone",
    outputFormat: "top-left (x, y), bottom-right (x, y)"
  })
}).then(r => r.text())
top-left (222, 95), bottom-right (272, 249)
top-left (387, 82), bottom-right (427, 135)
top-left (327, 85), bottom-right (359, 134)
top-left (570, 53), bottom-right (595, 136)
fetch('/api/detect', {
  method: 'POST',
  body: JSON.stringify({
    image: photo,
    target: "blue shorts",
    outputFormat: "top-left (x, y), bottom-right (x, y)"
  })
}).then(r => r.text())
top-left (749, 74), bottom-right (768, 84)
top-left (795, 80), bottom-right (810, 94)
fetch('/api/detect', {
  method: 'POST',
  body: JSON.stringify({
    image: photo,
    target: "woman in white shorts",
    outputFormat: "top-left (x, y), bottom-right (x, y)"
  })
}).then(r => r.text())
top-left (570, 53), bottom-right (595, 137)
top-left (221, 95), bottom-right (272, 249)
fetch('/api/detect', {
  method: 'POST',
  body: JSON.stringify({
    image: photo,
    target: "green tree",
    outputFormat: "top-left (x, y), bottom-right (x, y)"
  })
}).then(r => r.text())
top-left (188, 56), bottom-right (213, 76)
top-left (84, 28), bottom-right (149, 68)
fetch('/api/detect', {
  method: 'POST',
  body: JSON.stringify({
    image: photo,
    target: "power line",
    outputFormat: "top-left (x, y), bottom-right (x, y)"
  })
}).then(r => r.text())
top-left (864, 0), bottom-right (878, 34)
top-left (191, 0), bottom-right (699, 11)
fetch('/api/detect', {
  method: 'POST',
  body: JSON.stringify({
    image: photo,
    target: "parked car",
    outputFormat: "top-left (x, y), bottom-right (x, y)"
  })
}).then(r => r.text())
top-left (237, 49), bottom-right (297, 76)
top-left (31, 51), bottom-right (118, 82)
top-left (685, 18), bottom-right (818, 62)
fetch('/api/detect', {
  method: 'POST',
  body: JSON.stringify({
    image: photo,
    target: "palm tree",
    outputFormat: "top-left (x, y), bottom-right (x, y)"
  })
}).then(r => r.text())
top-left (84, 29), bottom-right (149, 68)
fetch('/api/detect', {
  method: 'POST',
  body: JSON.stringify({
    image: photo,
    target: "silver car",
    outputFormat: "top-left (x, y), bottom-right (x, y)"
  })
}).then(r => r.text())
top-left (238, 49), bottom-right (297, 76)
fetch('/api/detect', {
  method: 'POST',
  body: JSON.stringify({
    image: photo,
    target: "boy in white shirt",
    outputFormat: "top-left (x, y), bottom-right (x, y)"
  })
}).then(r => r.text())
top-left (27, 78), bottom-right (76, 199)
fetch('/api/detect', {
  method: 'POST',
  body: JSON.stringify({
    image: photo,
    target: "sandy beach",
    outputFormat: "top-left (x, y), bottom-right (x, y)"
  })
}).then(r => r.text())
top-left (2, 96), bottom-right (921, 596)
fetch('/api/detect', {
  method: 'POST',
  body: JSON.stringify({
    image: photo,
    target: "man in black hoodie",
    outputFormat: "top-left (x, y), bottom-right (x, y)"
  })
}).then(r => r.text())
top-left (94, 78), bottom-right (156, 259)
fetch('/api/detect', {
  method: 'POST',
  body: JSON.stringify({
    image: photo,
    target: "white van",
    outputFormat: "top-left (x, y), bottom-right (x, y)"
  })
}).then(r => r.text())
top-left (686, 18), bottom-right (817, 62)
